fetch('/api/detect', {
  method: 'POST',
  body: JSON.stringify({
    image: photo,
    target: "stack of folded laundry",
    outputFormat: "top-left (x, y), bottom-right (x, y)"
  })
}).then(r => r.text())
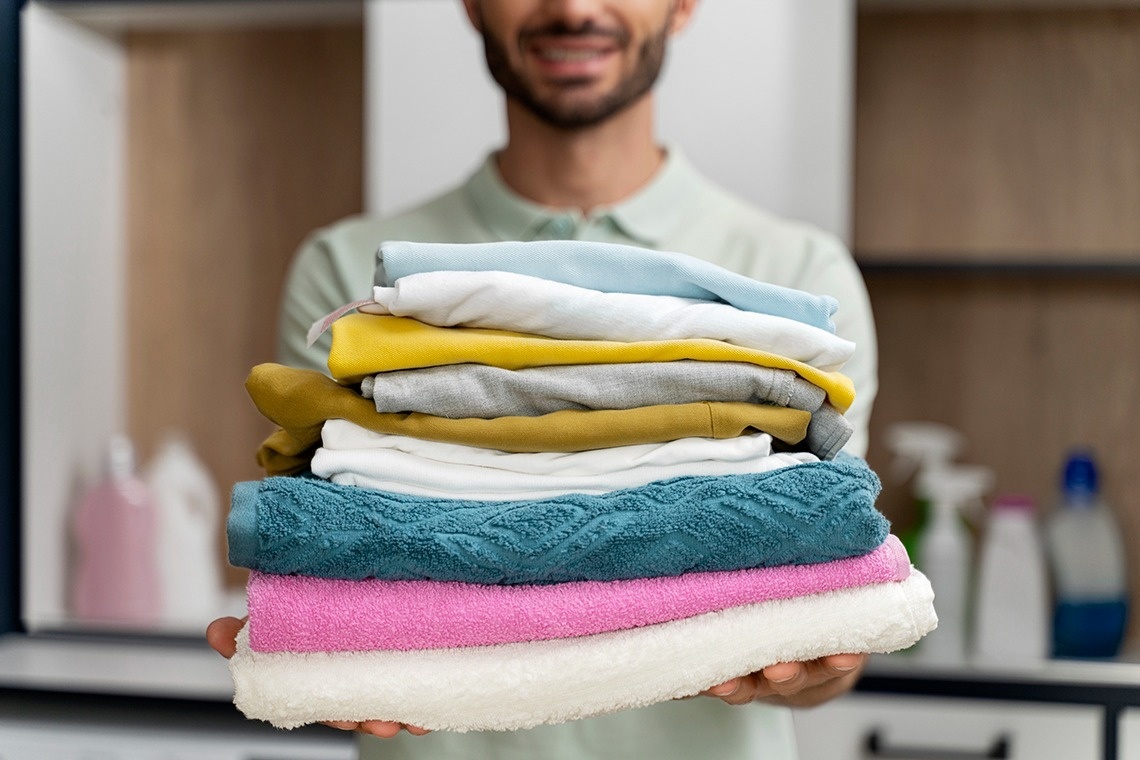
top-left (224, 240), bottom-right (937, 732)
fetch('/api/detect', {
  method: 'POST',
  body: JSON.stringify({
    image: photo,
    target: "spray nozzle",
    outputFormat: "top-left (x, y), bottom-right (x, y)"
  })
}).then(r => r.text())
top-left (919, 462), bottom-right (995, 526)
top-left (885, 421), bottom-right (965, 485)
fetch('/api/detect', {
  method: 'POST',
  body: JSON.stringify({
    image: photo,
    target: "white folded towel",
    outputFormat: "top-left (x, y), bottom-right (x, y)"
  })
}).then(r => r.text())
top-left (229, 571), bottom-right (936, 732)
top-left (359, 270), bottom-right (856, 371)
top-left (313, 420), bottom-right (816, 500)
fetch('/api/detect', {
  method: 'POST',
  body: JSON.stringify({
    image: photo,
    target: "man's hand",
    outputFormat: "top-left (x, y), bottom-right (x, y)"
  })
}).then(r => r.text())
top-left (205, 616), bottom-right (431, 739)
top-left (699, 653), bottom-right (866, 708)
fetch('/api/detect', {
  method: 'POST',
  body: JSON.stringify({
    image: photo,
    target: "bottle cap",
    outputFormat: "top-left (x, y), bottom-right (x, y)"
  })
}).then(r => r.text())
top-left (1062, 450), bottom-right (1098, 506)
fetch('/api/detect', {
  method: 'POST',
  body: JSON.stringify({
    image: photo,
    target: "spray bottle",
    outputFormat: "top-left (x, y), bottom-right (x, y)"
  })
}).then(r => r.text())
top-left (885, 422), bottom-right (965, 562)
top-left (913, 461), bottom-right (994, 666)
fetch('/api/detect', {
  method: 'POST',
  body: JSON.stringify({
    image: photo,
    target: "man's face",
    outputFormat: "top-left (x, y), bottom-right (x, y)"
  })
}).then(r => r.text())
top-left (467, 0), bottom-right (691, 129)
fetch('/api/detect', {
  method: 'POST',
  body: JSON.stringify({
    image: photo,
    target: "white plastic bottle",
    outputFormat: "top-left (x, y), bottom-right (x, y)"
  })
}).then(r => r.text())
top-left (70, 435), bottom-right (161, 628)
top-left (972, 494), bottom-right (1050, 664)
top-left (913, 462), bottom-right (993, 666)
top-left (1046, 451), bottom-right (1129, 659)
top-left (144, 431), bottom-right (224, 633)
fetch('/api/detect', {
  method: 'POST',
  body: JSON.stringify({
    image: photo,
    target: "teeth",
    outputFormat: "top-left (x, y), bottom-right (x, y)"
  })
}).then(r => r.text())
top-left (540, 48), bottom-right (604, 62)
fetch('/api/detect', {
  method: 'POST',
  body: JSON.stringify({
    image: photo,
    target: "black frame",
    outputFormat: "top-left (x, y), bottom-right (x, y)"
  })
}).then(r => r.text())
top-left (0, 0), bottom-right (23, 636)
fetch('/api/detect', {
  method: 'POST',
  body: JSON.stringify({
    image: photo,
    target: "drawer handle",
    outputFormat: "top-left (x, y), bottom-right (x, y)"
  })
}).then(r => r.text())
top-left (864, 730), bottom-right (1011, 759)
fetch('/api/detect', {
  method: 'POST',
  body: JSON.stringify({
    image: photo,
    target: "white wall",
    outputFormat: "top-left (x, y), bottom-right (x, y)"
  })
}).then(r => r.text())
top-left (22, 2), bottom-right (127, 631)
top-left (367, 0), bottom-right (854, 243)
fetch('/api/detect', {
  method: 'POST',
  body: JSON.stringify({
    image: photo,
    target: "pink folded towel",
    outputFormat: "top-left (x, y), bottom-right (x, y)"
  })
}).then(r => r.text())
top-left (248, 535), bottom-right (910, 652)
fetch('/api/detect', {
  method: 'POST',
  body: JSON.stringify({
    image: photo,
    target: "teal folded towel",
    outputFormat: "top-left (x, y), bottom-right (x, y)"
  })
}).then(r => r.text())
top-left (228, 457), bottom-right (887, 584)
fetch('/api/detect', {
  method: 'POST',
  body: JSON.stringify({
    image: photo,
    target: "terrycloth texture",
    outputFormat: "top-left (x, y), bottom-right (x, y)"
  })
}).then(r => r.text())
top-left (326, 314), bottom-right (855, 413)
top-left (373, 239), bottom-right (841, 333)
top-left (361, 361), bottom-right (826, 416)
top-left (247, 535), bottom-right (910, 652)
top-left (358, 362), bottom-right (853, 461)
top-left (230, 570), bottom-right (936, 731)
top-left (226, 456), bottom-right (888, 584)
top-left (360, 270), bottom-right (854, 370)
top-left (312, 421), bottom-right (816, 500)
top-left (246, 364), bottom-right (812, 476)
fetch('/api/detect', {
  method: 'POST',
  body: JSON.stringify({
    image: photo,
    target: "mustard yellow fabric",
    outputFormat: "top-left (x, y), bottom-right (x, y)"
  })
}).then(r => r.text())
top-left (246, 363), bottom-right (811, 477)
top-left (327, 314), bottom-right (855, 413)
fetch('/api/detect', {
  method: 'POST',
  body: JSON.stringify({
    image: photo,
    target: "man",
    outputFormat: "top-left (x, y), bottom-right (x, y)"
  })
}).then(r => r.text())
top-left (208, 0), bottom-right (878, 756)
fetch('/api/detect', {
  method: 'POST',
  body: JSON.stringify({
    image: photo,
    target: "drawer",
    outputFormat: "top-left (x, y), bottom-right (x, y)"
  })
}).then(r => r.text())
top-left (0, 716), bottom-right (355, 760)
top-left (793, 693), bottom-right (1103, 760)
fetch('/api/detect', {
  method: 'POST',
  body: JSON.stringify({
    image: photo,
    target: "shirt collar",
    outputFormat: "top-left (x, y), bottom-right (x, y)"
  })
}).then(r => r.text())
top-left (463, 146), bottom-right (705, 245)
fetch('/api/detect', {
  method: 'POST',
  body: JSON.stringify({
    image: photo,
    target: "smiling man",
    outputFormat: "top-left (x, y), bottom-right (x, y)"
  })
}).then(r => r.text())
top-left (207, 0), bottom-right (878, 758)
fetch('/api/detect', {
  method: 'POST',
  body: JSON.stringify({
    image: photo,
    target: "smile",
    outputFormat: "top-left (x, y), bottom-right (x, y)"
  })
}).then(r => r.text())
top-left (538, 48), bottom-right (608, 62)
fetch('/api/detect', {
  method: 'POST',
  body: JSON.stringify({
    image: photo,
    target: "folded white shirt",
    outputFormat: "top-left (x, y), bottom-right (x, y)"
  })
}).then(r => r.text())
top-left (230, 571), bottom-right (936, 732)
top-left (358, 270), bottom-right (855, 371)
top-left (313, 419), bottom-right (816, 500)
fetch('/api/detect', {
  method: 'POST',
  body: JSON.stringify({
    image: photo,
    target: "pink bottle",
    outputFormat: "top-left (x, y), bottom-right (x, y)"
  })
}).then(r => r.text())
top-left (70, 435), bottom-right (161, 628)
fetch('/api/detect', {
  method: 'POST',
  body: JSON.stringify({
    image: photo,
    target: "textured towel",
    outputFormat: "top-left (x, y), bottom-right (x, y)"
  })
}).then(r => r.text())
top-left (230, 571), bottom-right (935, 731)
top-left (373, 239), bottom-right (840, 332)
top-left (360, 270), bottom-right (854, 370)
top-left (226, 456), bottom-right (888, 584)
top-left (246, 364), bottom-right (812, 476)
top-left (312, 421), bottom-right (816, 500)
top-left (247, 536), bottom-right (910, 652)
top-left (326, 314), bottom-right (856, 412)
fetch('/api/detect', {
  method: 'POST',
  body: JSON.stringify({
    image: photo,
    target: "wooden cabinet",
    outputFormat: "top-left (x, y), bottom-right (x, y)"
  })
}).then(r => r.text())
top-left (794, 694), bottom-right (1103, 760)
top-left (852, 6), bottom-right (1140, 654)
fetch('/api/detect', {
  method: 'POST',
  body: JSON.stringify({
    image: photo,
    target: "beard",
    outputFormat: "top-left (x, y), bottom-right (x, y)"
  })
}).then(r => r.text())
top-left (479, 14), bottom-right (671, 130)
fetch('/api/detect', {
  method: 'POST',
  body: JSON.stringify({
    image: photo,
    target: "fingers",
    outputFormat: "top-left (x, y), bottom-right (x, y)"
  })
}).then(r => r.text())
top-left (205, 616), bottom-right (247, 659)
top-left (357, 720), bottom-right (405, 739)
top-left (701, 654), bottom-right (868, 707)
top-left (818, 652), bottom-right (866, 678)
top-left (348, 724), bottom-right (428, 738)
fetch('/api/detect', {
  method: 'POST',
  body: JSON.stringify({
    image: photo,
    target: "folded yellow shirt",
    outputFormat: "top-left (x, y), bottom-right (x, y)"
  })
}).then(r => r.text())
top-left (246, 364), bottom-right (812, 477)
top-left (328, 314), bottom-right (855, 413)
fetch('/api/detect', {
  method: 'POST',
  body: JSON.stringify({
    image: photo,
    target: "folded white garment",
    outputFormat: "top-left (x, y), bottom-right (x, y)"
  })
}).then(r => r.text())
top-left (229, 571), bottom-right (936, 732)
top-left (313, 420), bottom-right (816, 500)
top-left (359, 270), bottom-right (855, 371)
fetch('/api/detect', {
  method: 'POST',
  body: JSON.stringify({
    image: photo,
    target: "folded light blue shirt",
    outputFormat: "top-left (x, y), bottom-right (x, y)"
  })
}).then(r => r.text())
top-left (374, 239), bottom-right (840, 333)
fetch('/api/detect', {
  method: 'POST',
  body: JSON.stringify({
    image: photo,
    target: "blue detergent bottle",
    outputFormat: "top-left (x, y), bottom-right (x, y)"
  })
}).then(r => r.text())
top-left (1045, 451), bottom-right (1130, 659)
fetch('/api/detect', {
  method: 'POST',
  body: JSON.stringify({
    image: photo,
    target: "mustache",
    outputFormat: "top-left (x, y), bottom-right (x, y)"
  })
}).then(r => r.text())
top-left (519, 20), bottom-right (629, 46)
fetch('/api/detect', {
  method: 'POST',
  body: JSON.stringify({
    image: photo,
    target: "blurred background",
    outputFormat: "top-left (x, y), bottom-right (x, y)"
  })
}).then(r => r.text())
top-left (2, 0), bottom-right (1139, 757)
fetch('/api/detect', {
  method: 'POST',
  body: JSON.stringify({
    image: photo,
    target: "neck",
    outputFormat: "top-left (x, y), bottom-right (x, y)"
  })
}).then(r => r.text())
top-left (495, 95), bottom-right (665, 214)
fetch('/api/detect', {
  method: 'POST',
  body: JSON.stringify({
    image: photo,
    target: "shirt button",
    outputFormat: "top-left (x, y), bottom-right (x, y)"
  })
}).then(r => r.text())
top-left (550, 217), bottom-right (574, 237)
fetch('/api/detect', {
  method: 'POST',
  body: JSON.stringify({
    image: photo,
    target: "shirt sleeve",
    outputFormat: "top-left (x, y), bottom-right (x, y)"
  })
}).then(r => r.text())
top-left (804, 234), bottom-right (878, 459)
top-left (276, 229), bottom-right (362, 373)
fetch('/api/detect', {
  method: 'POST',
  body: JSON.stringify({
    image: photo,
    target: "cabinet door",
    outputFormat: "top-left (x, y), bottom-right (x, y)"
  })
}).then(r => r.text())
top-left (1121, 707), bottom-right (1140, 760)
top-left (793, 693), bottom-right (1102, 760)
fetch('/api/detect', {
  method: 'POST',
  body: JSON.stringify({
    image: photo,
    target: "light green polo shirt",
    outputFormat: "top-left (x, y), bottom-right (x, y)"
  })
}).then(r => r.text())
top-left (275, 148), bottom-right (878, 760)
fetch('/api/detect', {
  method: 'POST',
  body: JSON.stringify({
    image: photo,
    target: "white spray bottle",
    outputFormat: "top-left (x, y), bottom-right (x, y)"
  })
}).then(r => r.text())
top-left (885, 422), bottom-right (965, 562)
top-left (913, 462), bottom-right (994, 666)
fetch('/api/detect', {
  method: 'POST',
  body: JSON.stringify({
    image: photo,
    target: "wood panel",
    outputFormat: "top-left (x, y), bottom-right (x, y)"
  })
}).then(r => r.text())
top-left (854, 9), bottom-right (1140, 261)
top-left (863, 274), bottom-right (1140, 648)
top-left (125, 25), bottom-right (364, 586)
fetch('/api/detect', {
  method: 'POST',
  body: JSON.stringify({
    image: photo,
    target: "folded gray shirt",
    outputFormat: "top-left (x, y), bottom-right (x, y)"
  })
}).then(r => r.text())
top-left (360, 360), bottom-right (852, 459)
